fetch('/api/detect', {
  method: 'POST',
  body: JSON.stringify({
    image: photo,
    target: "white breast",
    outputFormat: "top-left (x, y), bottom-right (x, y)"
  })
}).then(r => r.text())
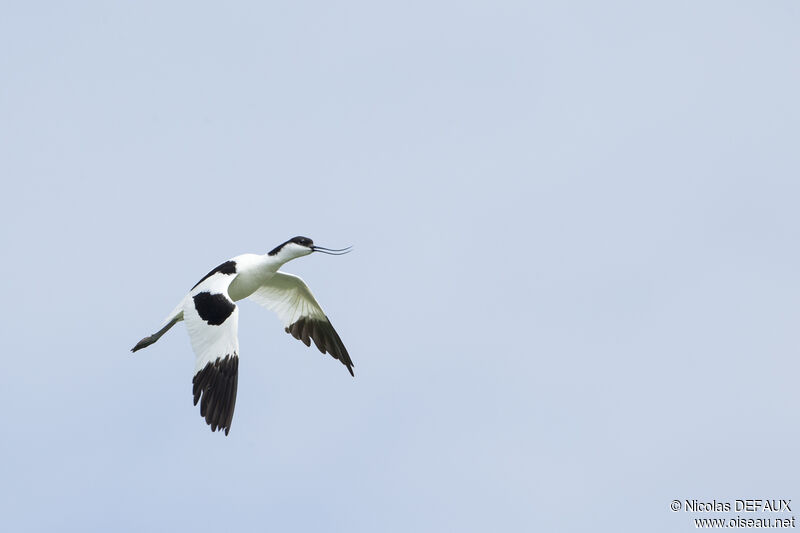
top-left (226, 253), bottom-right (279, 302)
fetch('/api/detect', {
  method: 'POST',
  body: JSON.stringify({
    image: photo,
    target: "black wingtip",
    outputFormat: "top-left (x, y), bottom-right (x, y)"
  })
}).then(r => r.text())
top-left (193, 354), bottom-right (239, 437)
top-left (347, 365), bottom-right (354, 377)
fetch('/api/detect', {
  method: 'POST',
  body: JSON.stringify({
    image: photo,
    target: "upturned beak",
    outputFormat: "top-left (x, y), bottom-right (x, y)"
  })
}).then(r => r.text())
top-left (311, 245), bottom-right (352, 255)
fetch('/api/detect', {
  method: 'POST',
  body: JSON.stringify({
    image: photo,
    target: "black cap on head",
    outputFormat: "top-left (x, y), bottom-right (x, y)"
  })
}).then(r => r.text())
top-left (289, 236), bottom-right (314, 247)
top-left (268, 236), bottom-right (314, 256)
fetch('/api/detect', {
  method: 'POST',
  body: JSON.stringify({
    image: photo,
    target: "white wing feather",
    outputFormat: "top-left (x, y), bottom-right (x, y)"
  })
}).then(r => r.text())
top-left (249, 271), bottom-right (354, 375)
top-left (183, 274), bottom-right (239, 373)
top-left (248, 271), bottom-right (326, 326)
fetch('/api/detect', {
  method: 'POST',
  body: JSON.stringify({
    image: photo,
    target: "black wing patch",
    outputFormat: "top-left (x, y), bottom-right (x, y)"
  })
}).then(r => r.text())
top-left (192, 354), bottom-right (239, 435)
top-left (286, 317), bottom-right (354, 376)
top-left (191, 260), bottom-right (237, 290)
top-left (193, 292), bottom-right (235, 326)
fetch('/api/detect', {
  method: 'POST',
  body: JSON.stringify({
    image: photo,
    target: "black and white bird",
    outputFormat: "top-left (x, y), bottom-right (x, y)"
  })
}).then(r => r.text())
top-left (131, 236), bottom-right (353, 435)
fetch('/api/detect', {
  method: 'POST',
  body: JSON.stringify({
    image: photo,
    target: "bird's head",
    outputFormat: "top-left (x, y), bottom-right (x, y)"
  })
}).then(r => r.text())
top-left (268, 236), bottom-right (351, 262)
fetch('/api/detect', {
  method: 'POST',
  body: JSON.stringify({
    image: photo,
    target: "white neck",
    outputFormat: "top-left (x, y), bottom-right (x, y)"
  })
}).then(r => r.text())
top-left (227, 247), bottom-right (312, 302)
top-left (226, 253), bottom-right (283, 301)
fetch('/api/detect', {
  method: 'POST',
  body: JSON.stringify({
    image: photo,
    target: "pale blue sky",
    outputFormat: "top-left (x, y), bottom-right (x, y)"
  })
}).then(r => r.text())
top-left (1, 2), bottom-right (798, 531)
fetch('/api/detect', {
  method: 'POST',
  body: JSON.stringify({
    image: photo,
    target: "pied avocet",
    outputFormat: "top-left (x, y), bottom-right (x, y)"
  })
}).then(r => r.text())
top-left (131, 236), bottom-right (353, 435)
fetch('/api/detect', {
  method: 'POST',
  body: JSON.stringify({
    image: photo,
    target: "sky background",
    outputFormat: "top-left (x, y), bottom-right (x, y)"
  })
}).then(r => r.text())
top-left (1, 1), bottom-right (799, 531)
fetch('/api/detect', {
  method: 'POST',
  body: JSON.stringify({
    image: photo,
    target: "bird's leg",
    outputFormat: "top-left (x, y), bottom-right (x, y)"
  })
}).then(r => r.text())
top-left (131, 316), bottom-right (180, 352)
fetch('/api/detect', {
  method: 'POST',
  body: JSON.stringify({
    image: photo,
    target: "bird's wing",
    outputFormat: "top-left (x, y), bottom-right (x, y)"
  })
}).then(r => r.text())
top-left (183, 271), bottom-right (240, 435)
top-left (248, 271), bottom-right (354, 376)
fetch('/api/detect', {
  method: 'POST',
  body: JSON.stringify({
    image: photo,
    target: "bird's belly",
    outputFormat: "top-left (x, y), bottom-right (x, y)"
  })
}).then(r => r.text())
top-left (227, 271), bottom-right (274, 302)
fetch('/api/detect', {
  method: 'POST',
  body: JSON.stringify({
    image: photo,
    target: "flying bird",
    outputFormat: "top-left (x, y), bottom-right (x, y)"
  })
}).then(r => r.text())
top-left (131, 236), bottom-right (353, 435)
